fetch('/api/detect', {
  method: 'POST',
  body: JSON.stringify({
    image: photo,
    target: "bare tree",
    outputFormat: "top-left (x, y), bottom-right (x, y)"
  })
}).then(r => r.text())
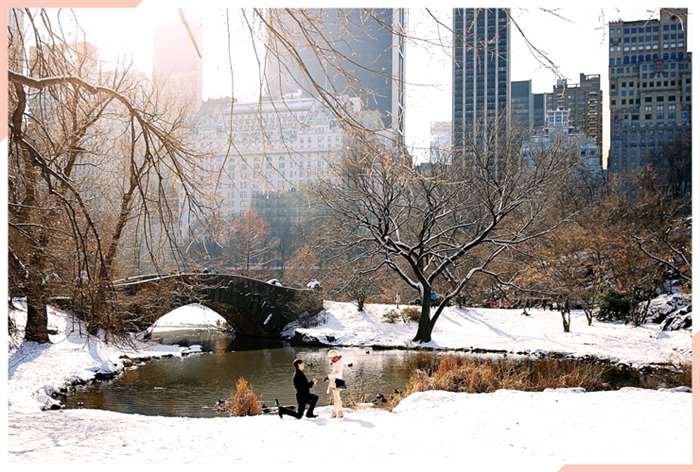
top-left (8, 8), bottom-right (207, 340)
top-left (227, 209), bottom-right (278, 277)
top-left (312, 125), bottom-right (577, 343)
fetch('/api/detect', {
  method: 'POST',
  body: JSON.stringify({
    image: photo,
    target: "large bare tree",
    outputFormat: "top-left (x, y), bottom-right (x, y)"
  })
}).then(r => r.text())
top-left (312, 128), bottom-right (579, 342)
top-left (8, 8), bottom-right (207, 341)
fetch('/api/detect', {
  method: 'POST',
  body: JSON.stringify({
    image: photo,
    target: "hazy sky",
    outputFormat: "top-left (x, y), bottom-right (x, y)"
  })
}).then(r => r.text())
top-left (65, 4), bottom-right (676, 164)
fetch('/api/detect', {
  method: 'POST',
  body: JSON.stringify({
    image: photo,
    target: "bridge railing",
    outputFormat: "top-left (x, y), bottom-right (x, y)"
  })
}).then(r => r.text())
top-left (113, 272), bottom-right (318, 293)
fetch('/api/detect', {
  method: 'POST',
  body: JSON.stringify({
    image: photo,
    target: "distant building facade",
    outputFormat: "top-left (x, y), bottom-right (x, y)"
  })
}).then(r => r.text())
top-left (194, 95), bottom-right (377, 216)
top-left (265, 8), bottom-right (407, 143)
top-left (452, 8), bottom-right (511, 154)
top-left (511, 80), bottom-right (533, 132)
top-left (533, 93), bottom-right (547, 130)
top-left (546, 73), bottom-right (602, 153)
top-left (607, 8), bottom-right (692, 183)
top-left (523, 107), bottom-right (602, 179)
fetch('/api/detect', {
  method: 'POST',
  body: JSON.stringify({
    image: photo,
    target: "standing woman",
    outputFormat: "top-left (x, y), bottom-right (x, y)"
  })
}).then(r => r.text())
top-left (325, 349), bottom-right (345, 418)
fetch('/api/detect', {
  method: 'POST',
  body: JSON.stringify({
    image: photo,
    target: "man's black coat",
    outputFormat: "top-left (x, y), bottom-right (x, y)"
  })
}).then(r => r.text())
top-left (293, 369), bottom-right (315, 403)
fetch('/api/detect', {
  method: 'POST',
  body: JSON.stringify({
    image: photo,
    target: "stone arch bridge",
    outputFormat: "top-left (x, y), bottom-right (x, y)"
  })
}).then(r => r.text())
top-left (113, 273), bottom-right (323, 338)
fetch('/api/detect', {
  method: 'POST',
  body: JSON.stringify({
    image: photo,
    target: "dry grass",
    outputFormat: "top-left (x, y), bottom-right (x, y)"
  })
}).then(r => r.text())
top-left (225, 378), bottom-right (262, 416)
top-left (677, 362), bottom-right (692, 387)
top-left (389, 356), bottom-right (613, 409)
top-left (401, 306), bottom-right (421, 322)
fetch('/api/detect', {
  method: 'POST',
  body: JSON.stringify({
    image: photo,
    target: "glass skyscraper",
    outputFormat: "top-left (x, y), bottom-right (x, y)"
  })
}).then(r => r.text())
top-left (452, 8), bottom-right (510, 155)
top-left (511, 79), bottom-right (533, 133)
top-left (265, 9), bottom-right (407, 143)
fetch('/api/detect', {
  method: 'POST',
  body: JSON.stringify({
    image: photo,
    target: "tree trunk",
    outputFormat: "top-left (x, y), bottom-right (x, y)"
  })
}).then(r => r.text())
top-left (412, 286), bottom-right (433, 343)
top-left (560, 300), bottom-right (571, 333)
top-left (24, 295), bottom-right (50, 343)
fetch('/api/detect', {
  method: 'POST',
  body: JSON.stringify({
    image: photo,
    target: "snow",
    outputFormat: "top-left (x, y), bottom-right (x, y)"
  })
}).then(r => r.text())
top-left (306, 279), bottom-right (321, 289)
top-left (284, 301), bottom-right (692, 366)
top-left (8, 389), bottom-right (691, 467)
top-left (646, 293), bottom-right (692, 330)
top-left (7, 300), bottom-right (692, 467)
top-left (9, 300), bottom-right (187, 412)
top-left (149, 303), bottom-right (230, 332)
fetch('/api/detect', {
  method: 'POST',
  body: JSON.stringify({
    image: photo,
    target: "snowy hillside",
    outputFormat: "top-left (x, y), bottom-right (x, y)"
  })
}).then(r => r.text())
top-left (283, 301), bottom-right (692, 366)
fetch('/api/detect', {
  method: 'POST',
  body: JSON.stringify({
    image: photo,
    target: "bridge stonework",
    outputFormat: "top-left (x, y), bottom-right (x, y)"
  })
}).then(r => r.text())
top-left (114, 273), bottom-right (323, 338)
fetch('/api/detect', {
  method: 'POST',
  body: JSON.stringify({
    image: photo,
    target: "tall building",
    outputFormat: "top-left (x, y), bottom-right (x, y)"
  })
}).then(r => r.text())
top-left (511, 79), bottom-right (533, 132)
top-left (608, 9), bottom-right (691, 182)
top-left (533, 92), bottom-right (547, 130)
top-left (429, 121), bottom-right (451, 163)
top-left (265, 8), bottom-right (407, 143)
top-left (153, 12), bottom-right (203, 114)
top-left (452, 8), bottom-right (510, 154)
top-left (546, 73), bottom-right (602, 153)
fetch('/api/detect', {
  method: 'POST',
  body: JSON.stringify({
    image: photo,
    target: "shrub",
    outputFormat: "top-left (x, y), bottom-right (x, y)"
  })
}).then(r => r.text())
top-left (225, 378), bottom-right (262, 416)
top-left (383, 309), bottom-right (401, 323)
top-left (401, 306), bottom-right (421, 322)
top-left (597, 289), bottom-right (631, 322)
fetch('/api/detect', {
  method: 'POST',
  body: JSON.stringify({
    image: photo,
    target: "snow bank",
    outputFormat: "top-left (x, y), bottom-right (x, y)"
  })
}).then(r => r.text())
top-left (8, 389), bottom-right (691, 467)
top-left (150, 303), bottom-right (230, 332)
top-left (8, 301), bottom-right (186, 412)
top-left (284, 301), bottom-right (692, 366)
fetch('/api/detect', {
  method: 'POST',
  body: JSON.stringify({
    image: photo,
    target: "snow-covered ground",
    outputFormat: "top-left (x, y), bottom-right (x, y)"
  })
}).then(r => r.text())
top-left (8, 389), bottom-right (691, 467)
top-left (284, 302), bottom-right (692, 366)
top-left (8, 301), bottom-right (190, 412)
top-left (149, 303), bottom-right (230, 332)
top-left (7, 301), bottom-right (693, 468)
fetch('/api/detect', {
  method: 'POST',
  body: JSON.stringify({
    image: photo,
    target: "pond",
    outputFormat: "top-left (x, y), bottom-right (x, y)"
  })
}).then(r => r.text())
top-left (64, 330), bottom-right (437, 417)
top-left (63, 330), bottom-right (689, 418)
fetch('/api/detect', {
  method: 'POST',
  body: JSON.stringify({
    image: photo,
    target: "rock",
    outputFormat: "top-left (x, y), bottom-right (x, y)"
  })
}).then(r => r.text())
top-left (658, 386), bottom-right (692, 393)
top-left (646, 293), bottom-right (692, 330)
top-left (95, 370), bottom-right (117, 381)
top-left (661, 310), bottom-right (692, 331)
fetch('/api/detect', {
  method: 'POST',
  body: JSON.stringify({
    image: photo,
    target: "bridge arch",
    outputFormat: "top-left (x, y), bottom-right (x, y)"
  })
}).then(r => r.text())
top-left (114, 273), bottom-right (323, 338)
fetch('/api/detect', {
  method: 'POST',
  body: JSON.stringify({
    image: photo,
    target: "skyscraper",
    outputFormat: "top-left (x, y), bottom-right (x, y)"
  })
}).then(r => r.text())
top-left (452, 8), bottom-right (510, 154)
top-left (265, 8), bottom-right (407, 143)
top-left (607, 9), bottom-right (691, 183)
top-left (547, 73), bottom-right (602, 153)
top-left (511, 79), bottom-right (533, 133)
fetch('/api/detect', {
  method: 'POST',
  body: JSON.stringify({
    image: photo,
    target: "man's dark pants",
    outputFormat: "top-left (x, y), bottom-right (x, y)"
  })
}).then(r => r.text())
top-left (279, 393), bottom-right (319, 419)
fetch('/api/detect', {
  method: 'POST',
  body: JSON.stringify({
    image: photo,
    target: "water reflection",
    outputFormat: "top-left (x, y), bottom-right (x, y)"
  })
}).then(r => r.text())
top-left (66, 343), bottom-right (424, 418)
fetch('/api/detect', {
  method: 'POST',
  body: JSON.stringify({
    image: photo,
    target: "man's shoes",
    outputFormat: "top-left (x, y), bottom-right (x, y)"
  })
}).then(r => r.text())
top-left (306, 413), bottom-right (318, 418)
top-left (275, 399), bottom-right (282, 418)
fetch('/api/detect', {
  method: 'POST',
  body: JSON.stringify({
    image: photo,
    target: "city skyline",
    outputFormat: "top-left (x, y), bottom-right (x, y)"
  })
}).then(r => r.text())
top-left (57, 6), bottom-right (675, 165)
